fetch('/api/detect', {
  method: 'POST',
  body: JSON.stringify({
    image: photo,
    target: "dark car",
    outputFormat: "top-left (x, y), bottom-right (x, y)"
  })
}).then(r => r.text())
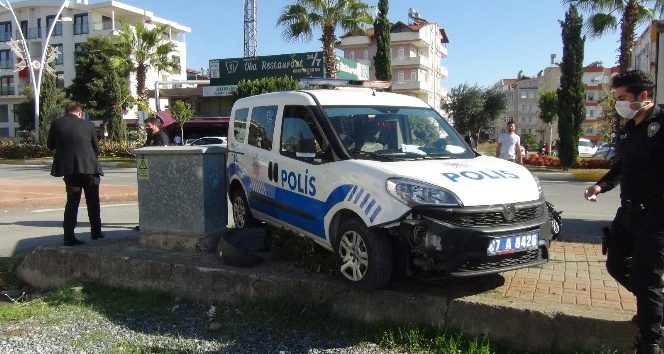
top-left (593, 143), bottom-right (616, 159)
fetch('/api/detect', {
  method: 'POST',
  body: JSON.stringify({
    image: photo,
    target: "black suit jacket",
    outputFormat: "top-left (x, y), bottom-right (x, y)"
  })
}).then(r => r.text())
top-left (47, 114), bottom-right (104, 177)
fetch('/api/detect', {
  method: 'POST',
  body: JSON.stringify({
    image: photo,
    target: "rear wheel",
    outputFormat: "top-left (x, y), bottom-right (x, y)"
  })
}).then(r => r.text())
top-left (334, 218), bottom-right (393, 289)
top-left (231, 188), bottom-right (258, 228)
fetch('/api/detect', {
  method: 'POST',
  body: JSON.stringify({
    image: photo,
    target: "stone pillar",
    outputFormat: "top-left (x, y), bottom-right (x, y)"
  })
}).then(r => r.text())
top-left (134, 146), bottom-right (227, 252)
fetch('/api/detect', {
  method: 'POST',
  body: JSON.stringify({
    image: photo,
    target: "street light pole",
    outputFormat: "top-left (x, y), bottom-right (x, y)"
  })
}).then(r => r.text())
top-left (0, 0), bottom-right (69, 144)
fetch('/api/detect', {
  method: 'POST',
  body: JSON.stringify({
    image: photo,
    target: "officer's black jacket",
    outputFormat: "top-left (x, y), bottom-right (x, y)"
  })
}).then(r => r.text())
top-left (597, 105), bottom-right (664, 201)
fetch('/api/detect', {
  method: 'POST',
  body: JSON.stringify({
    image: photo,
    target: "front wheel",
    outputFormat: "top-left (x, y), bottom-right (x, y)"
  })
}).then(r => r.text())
top-left (231, 188), bottom-right (258, 228)
top-left (334, 218), bottom-right (393, 290)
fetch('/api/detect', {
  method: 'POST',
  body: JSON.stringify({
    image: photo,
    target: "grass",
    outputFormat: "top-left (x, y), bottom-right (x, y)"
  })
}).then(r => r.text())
top-left (0, 254), bottom-right (621, 353)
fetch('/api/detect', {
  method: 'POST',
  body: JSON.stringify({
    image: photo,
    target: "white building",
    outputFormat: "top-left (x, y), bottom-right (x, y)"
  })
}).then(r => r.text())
top-left (0, 0), bottom-right (190, 138)
top-left (336, 10), bottom-right (449, 116)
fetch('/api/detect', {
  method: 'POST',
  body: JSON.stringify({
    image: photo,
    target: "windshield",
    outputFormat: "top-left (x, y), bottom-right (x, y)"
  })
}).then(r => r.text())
top-left (323, 106), bottom-right (474, 160)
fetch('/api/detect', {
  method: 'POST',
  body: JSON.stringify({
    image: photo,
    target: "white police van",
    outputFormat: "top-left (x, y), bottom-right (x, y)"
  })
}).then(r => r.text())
top-left (227, 78), bottom-right (551, 289)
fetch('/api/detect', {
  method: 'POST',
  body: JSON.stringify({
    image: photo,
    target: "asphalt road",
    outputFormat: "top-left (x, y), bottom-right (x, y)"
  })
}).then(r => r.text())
top-left (0, 164), bottom-right (619, 256)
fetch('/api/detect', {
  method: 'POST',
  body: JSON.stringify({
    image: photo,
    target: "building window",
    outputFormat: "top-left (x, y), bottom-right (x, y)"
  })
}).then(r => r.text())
top-left (587, 93), bottom-right (595, 101)
top-left (0, 50), bottom-right (11, 69)
top-left (51, 44), bottom-right (64, 65)
top-left (20, 20), bottom-right (28, 38)
top-left (73, 13), bottom-right (89, 35)
top-left (74, 42), bottom-right (82, 53)
top-left (0, 104), bottom-right (8, 122)
top-left (398, 47), bottom-right (404, 59)
top-left (588, 109), bottom-right (594, 117)
top-left (528, 117), bottom-right (532, 123)
top-left (521, 104), bottom-right (526, 111)
top-left (363, 50), bottom-right (368, 60)
top-left (46, 15), bottom-right (62, 37)
top-left (0, 76), bottom-right (14, 96)
top-left (528, 91), bottom-right (535, 98)
top-left (397, 72), bottom-right (404, 83)
top-left (172, 55), bottom-right (180, 67)
top-left (0, 21), bottom-right (11, 42)
top-left (101, 15), bottom-right (113, 30)
top-left (349, 51), bottom-right (354, 60)
top-left (520, 92), bottom-right (527, 99)
top-left (0, 127), bottom-right (8, 137)
top-left (410, 71), bottom-right (417, 82)
top-left (37, 18), bottom-right (41, 38)
top-left (56, 71), bottom-right (64, 88)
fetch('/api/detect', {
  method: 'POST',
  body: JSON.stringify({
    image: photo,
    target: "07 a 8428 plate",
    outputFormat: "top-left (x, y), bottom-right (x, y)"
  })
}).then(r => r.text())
top-left (487, 232), bottom-right (539, 256)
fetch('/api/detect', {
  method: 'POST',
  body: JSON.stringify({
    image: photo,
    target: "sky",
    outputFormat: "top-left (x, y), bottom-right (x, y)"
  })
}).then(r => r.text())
top-left (120, 0), bottom-right (631, 89)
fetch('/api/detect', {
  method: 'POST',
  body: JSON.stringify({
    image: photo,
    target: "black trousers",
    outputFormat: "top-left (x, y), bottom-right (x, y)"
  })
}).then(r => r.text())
top-left (606, 204), bottom-right (664, 345)
top-left (63, 173), bottom-right (102, 240)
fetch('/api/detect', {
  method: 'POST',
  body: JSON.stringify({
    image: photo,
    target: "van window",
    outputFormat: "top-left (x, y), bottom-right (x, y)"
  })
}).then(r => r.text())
top-left (248, 105), bottom-right (277, 150)
top-left (232, 108), bottom-right (249, 144)
top-left (280, 105), bottom-right (327, 163)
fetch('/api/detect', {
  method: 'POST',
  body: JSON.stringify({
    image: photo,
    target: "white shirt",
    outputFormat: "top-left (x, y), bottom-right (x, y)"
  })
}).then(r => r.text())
top-left (498, 132), bottom-right (520, 160)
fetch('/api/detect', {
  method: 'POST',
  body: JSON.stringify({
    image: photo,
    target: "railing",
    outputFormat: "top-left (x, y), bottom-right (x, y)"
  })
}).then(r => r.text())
top-left (16, 27), bottom-right (42, 40)
top-left (92, 20), bottom-right (118, 32)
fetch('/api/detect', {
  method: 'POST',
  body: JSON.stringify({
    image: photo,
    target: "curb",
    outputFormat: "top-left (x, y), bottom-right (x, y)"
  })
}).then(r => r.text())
top-left (16, 239), bottom-right (636, 353)
top-left (1, 159), bottom-right (136, 168)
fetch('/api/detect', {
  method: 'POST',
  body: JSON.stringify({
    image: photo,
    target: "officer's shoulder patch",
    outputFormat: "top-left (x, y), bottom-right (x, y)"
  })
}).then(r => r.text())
top-left (648, 122), bottom-right (660, 137)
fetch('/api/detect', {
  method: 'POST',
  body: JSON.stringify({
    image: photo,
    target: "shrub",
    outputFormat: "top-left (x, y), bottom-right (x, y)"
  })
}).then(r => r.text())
top-left (98, 140), bottom-right (140, 158)
top-left (0, 141), bottom-right (52, 159)
top-left (523, 154), bottom-right (561, 167)
top-left (523, 154), bottom-right (614, 169)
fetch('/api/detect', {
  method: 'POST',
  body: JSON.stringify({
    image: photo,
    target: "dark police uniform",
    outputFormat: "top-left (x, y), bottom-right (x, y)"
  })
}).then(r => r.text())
top-left (597, 105), bottom-right (664, 346)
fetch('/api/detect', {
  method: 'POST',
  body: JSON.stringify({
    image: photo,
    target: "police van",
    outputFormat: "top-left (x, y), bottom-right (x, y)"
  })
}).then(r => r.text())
top-left (227, 78), bottom-right (552, 289)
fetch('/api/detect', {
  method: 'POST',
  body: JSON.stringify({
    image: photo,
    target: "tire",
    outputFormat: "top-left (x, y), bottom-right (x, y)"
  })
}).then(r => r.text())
top-left (334, 218), bottom-right (393, 290)
top-left (231, 188), bottom-right (258, 228)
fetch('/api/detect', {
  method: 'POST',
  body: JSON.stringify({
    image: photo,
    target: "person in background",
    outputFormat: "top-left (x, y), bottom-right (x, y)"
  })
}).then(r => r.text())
top-left (496, 120), bottom-right (522, 164)
top-left (173, 135), bottom-right (182, 145)
top-left (47, 102), bottom-right (104, 246)
top-left (583, 70), bottom-right (664, 354)
top-left (144, 117), bottom-right (169, 146)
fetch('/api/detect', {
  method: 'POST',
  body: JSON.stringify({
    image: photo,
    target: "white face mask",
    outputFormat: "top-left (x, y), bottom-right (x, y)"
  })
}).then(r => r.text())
top-left (615, 100), bottom-right (650, 119)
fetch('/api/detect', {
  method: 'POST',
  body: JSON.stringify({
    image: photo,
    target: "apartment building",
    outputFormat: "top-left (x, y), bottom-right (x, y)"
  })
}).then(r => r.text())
top-left (494, 73), bottom-right (542, 141)
top-left (0, 0), bottom-right (190, 138)
top-left (493, 61), bottom-right (617, 146)
top-left (336, 11), bottom-right (449, 116)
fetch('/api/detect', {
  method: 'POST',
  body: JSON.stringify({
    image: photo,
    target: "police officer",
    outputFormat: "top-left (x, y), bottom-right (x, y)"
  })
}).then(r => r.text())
top-left (584, 70), bottom-right (664, 354)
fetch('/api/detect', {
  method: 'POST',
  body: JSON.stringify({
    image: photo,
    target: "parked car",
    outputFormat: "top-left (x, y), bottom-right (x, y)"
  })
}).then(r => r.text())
top-left (593, 143), bottom-right (617, 159)
top-left (187, 136), bottom-right (227, 146)
top-left (578, 138), bottom-right (597, 158)
top-left (227, 77), bottom-right (552, 290)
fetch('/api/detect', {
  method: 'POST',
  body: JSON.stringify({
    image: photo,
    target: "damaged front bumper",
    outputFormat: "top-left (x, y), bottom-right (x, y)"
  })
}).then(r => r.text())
top-left (395, 198), bottom-right (552, 280)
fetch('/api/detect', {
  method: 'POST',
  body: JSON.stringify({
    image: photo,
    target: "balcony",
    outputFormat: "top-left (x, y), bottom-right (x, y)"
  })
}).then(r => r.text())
top-left (92, 20), bottom-right (119, 34)
top-left (392, 55), bottom-right (430, 67)
top-left (391, 32), bottom-right (427, 47)
top-left (16, 27), bottom-right (42, 40)
top-left (339, 35), bottom-right (370, 47)
top-left (392, 80), bottom-right (427, 91)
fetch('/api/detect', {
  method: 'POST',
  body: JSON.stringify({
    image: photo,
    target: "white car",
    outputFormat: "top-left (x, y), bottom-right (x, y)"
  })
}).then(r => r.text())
top-left (578, 138), bottom-right (597, 158)
top-left (226, 78), bottom-right (552, 290)
top-left (187, 136), bottom-right (227, 146)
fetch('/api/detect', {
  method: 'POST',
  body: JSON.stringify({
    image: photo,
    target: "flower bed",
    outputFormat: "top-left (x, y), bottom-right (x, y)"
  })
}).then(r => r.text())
top-left (523, 154), bottom-right (613, 169)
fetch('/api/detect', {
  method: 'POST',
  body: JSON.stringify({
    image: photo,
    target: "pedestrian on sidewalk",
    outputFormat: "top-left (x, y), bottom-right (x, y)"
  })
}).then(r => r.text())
top-left (47, 102), bottom-right (104, 246)
top-left (583, 70), bottom-right (664, 354)
top-left (143, 117), bottom-right (169, 146)
top-left (495, 120), bottom-right (522, 164)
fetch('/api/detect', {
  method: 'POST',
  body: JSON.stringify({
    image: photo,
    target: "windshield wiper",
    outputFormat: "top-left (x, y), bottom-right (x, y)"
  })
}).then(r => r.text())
top-left (350, 150), bottom-right (397, 161)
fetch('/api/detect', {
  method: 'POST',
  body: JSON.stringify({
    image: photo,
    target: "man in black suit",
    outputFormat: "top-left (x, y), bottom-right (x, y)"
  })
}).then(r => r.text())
top-left (47, 102), bottom-right (104, 246)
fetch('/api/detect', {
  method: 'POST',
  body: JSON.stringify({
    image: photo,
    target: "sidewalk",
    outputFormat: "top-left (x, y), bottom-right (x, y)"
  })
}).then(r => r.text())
top-left (2, 160), bottom-right (637, 352)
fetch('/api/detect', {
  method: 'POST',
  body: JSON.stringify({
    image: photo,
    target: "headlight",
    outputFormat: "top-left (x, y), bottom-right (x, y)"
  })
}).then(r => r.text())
top-left (386, 178), bottom-right (462, 207)
top-left (532, 174), bottom-right (544, 198)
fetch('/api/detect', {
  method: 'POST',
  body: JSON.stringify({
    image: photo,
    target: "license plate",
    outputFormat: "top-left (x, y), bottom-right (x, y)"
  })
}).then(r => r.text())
top-left (487, 232), bottom-right (539, 256)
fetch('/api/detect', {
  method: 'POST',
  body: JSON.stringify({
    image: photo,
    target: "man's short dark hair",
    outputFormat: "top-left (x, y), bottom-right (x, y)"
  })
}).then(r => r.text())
top-left (611, 69), bottom-right (655, 97)
top-left (507, 120), bottom-right (515, 125)
top-left (65, 102), bottom-right (81, 114)
top-left (144, 117), bottom-right (162, 126)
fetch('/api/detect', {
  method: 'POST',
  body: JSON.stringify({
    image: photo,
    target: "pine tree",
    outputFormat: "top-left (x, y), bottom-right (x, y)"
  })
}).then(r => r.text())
top-left (557, 5), bottom-right (586, 170)
top-left (373, 0), bottom-right (392, 83)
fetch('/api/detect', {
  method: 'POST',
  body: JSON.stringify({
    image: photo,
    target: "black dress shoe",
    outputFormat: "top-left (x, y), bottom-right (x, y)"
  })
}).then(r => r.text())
top-left (63, 239), bottom-right (84, 246)
top-left (91, 233), bottom-right (105, 240)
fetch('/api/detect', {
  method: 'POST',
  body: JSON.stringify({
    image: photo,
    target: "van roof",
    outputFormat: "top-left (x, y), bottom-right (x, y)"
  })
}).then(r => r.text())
top-left (233, 88), bottom-right (431, 109)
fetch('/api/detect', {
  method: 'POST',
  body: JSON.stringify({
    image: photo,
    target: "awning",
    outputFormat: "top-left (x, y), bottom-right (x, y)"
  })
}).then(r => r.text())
top-left (155, 110), bottom-right (175, 127)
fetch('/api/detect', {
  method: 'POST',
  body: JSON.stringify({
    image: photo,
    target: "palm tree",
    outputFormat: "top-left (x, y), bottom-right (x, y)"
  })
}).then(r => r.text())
top-left (563, 0), bottom-right (664, 71)
top-left (277, 0), bottom-right (373, 78)
top-left (116, 21), bottom-right (180, 104)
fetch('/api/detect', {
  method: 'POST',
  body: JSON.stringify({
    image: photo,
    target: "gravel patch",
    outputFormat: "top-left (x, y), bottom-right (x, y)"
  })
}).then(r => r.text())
top-left (0, 301), bottom-right (405, 354)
